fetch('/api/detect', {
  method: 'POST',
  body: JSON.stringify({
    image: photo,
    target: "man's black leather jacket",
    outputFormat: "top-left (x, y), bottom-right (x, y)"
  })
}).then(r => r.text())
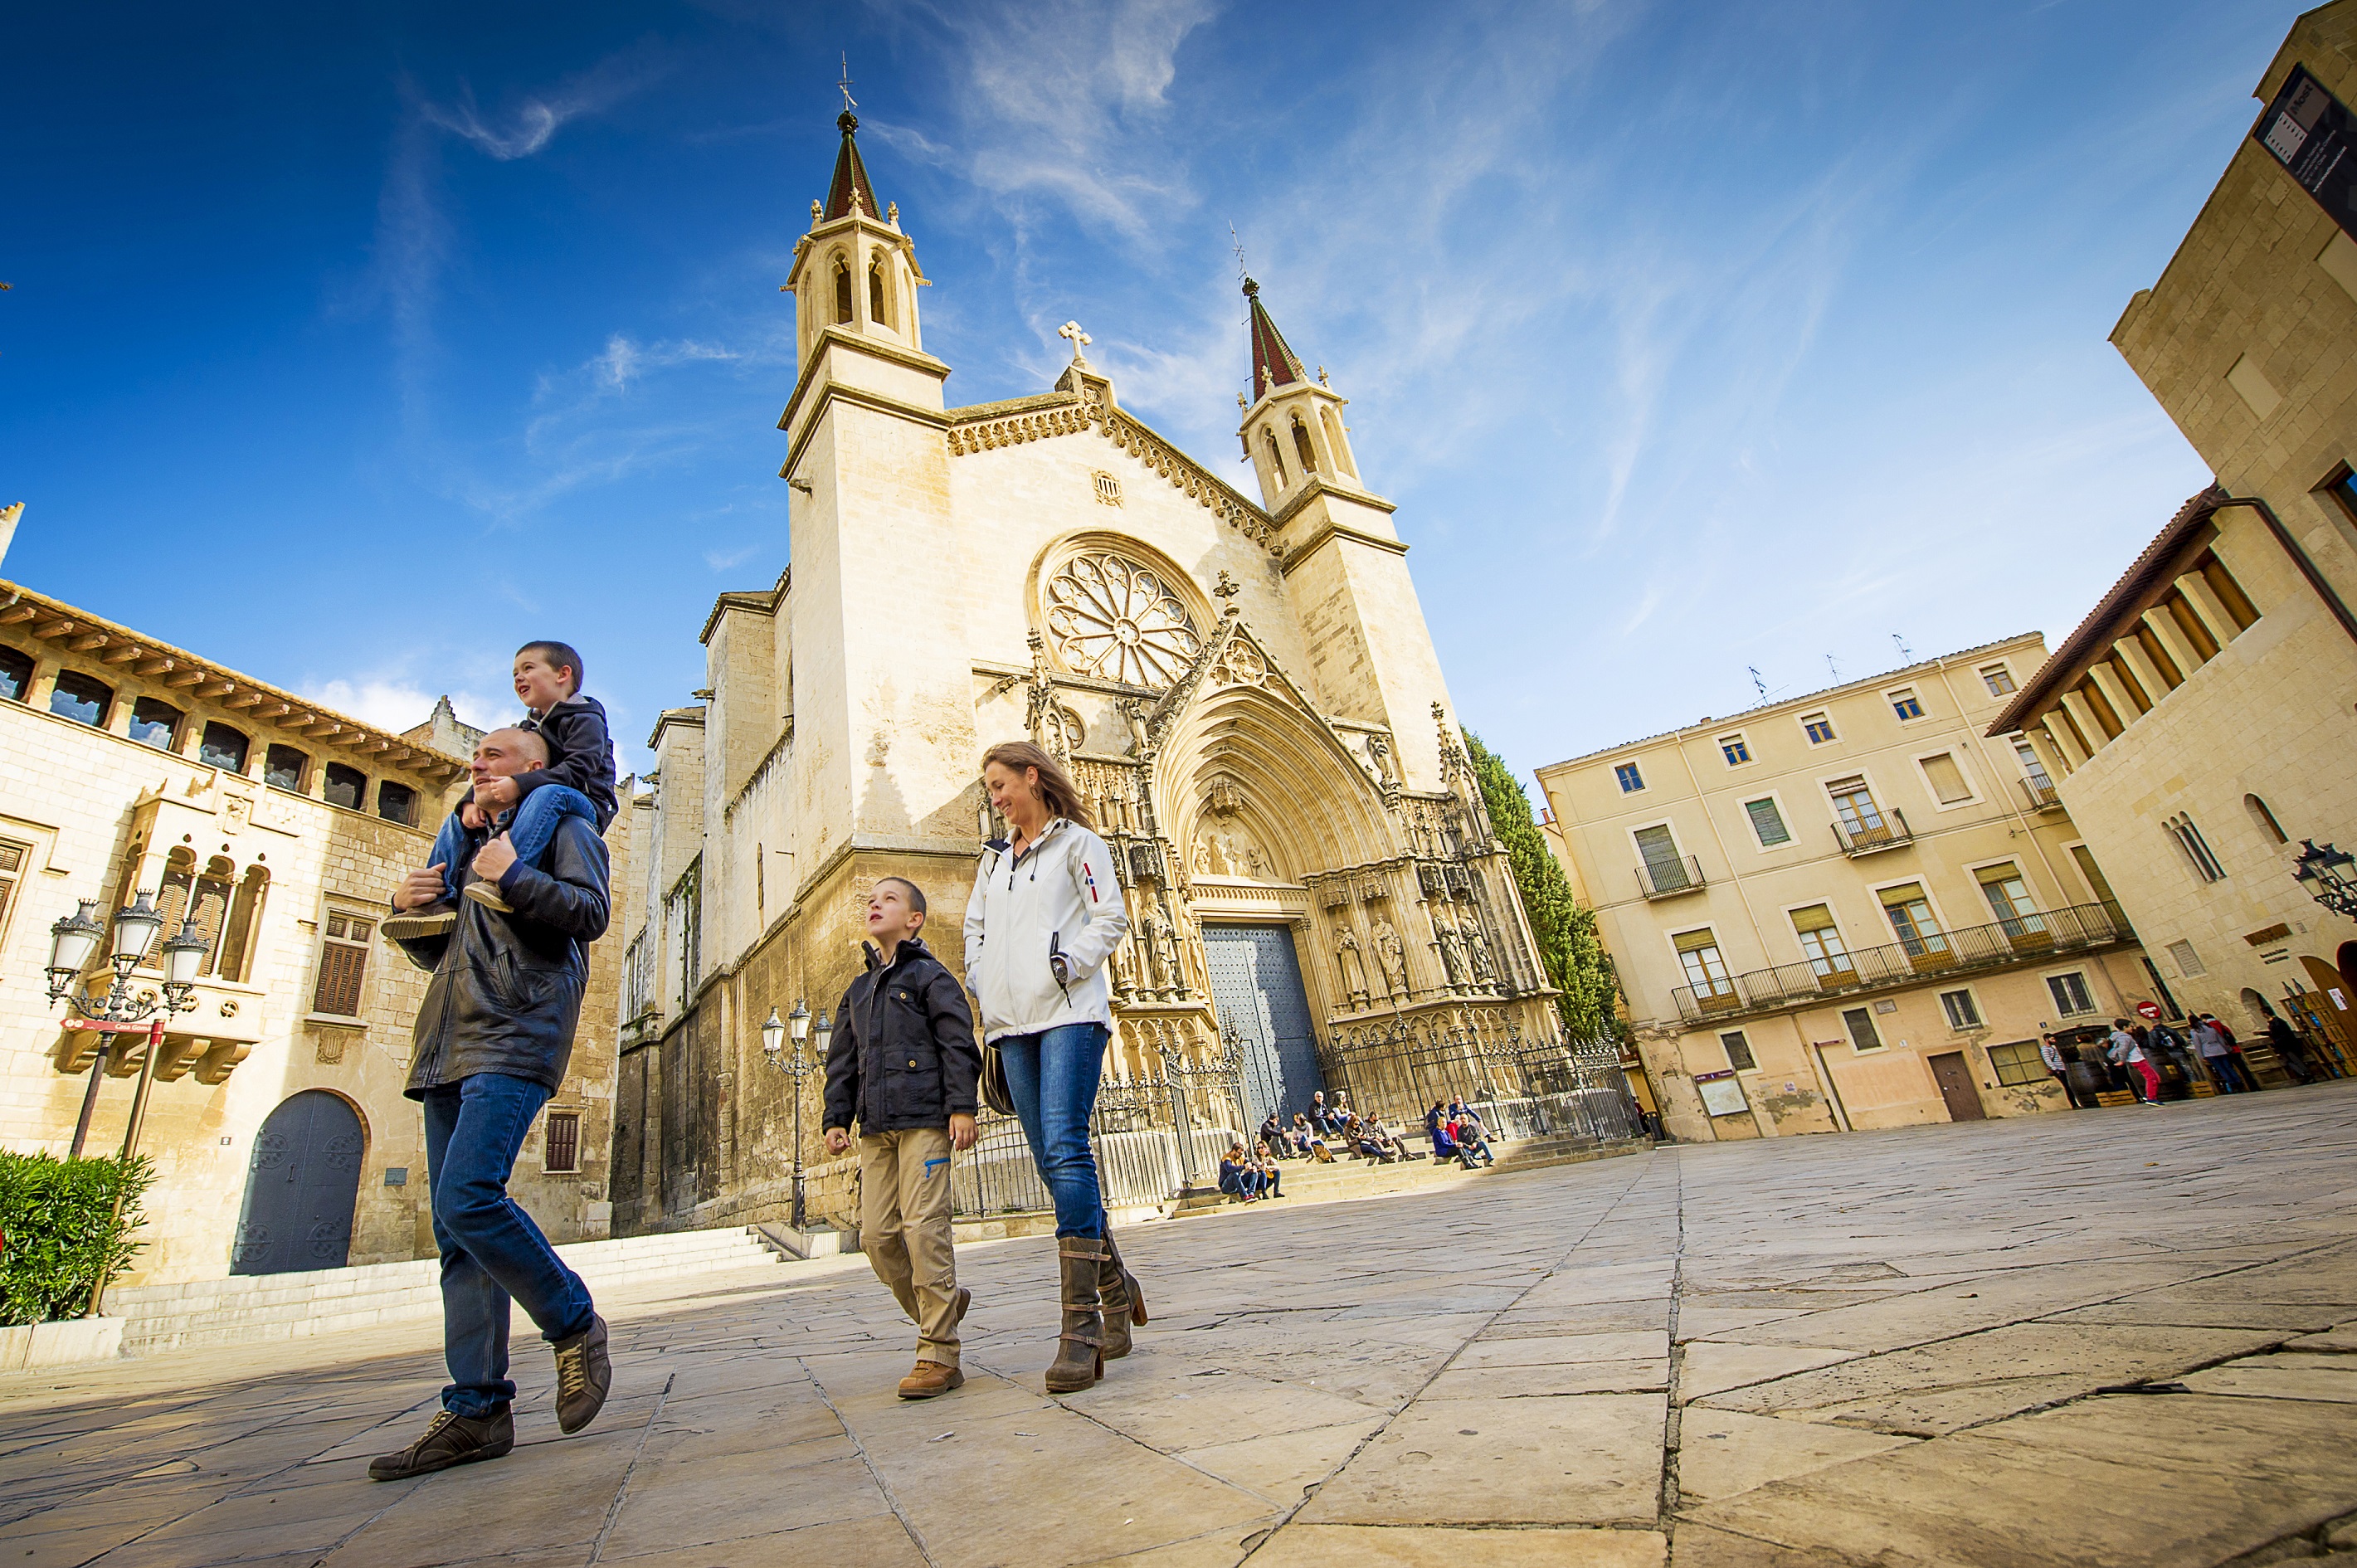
top-left (394, 816), bottom-right (611, 1098)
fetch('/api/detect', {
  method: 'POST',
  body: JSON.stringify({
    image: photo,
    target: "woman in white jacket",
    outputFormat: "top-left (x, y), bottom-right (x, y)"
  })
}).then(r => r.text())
top-left (965, 741), bottom-right (1141, 1393)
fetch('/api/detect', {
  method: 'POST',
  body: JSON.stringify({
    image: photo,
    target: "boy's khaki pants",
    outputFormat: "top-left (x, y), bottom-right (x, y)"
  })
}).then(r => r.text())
top-left (859, 1127), bottom-right (961, 1369)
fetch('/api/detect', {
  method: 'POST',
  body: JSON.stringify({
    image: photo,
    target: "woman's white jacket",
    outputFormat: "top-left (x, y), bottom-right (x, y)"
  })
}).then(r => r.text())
top-left (963, 818), bottom-right (1132, 1043)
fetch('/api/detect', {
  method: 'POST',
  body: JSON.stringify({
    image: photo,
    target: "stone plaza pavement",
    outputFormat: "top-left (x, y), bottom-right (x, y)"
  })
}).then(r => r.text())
top-left (7, 1084), bottom-right (2357, 1568)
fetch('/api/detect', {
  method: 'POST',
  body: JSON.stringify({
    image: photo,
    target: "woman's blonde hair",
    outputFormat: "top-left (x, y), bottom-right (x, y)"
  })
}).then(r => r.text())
top-left (981, 740), bottom-right (1092, 830)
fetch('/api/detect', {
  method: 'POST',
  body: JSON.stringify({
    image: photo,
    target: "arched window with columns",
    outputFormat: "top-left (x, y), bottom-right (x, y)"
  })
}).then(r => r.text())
top-left (1263, 428), bottom-right (1287, 488)
top-left (1292, 415), bottom-right (1318, 478)
top-left (833, 257), bottom-right (854, 324)
top-left (868, 257), bottom-right (889, 329)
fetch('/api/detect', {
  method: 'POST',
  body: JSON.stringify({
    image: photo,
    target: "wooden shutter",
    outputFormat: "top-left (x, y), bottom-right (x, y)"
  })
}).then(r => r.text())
top-left (311, 913), bottom-right (372, 1017)
top-left (544, 1111), bottom-right (581, 1174)
top-left (1921, 752), bottom-right (1971, 804)
top-left (1744, 798), bottom-right (1790, 845)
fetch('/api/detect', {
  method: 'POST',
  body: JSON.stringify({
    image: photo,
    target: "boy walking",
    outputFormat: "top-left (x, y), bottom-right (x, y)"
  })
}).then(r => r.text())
top-left (823, 878), bottom-right (981, 1399)
top-left (384, 640), bottom-right (617, 940)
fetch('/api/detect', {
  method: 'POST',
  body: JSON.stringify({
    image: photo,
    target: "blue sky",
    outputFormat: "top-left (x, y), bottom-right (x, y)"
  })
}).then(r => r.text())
top-left (0, 1), bottom-right (2292, 785)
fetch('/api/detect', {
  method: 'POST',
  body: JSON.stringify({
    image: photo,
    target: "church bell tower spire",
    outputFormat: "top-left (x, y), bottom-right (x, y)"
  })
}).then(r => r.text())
top-left (1236, 279), bottom-right (1362, 513)
top-left (783, 80), bottom-right (926, 368)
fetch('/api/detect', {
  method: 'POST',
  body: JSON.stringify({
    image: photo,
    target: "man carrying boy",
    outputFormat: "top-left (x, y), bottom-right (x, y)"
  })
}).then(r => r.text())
top-left (383, 640), bottom-right (616, 941)
top-left (370, 725), bottom-right (612, 1479)
top-left (823, 878), bottom-right (981, 1400)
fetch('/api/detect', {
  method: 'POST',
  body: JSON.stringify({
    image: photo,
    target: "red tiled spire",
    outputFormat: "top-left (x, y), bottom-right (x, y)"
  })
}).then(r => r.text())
top-left (822, 110), bottom-right (880, 222)
top-left (1244, 279), bottom-right (1306, 400)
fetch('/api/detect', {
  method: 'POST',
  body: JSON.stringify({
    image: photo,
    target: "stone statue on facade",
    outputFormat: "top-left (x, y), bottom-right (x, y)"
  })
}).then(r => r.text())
top-left (1152, 918), bottom-right (1184, 999)
top-left (1434, 918), bottom-right (1468, 990)
top-left (1463, 917), bottom-right (1497, 990)
top-left (1336, 925), bottom-right (1371, 1008)
top-left (1118, 697), bottom-right (1151, 757)
top-left (1372, 918), bottom-right (1409, 999)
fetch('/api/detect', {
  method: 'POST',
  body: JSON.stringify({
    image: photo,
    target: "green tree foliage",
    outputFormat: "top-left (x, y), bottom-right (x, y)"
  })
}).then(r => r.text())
top-left (0, 1152), bottom-right (153, 1325)
top-left (1463, 733), bottom-right (1623, 1043)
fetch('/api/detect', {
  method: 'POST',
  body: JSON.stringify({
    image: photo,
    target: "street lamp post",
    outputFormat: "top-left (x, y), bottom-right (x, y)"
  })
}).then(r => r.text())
top-left (762, 1001), bottom-right (822, 1231)
top-left (44, 890), bottom-right (209, 1314)
top-left (2293, 840), bottom-right (2357, 920)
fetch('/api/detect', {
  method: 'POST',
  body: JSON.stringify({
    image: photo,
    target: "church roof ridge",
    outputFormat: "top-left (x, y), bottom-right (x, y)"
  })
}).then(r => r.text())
top-left (945, 390), bottom-right (1082, 423)
top-left (821, 110), bottom-right (881, 222)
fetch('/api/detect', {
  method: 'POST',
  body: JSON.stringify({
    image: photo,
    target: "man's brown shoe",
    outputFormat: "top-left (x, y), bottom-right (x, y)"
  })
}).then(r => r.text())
top-left (898, 1361), bottom-right (965, 1400)
top-left (553, 1314), bottom-right (611, 1434)
top-left (954, 1286), bottom-right (972, 1325)
top-left (368, 1407), bottom-right (513, 1481)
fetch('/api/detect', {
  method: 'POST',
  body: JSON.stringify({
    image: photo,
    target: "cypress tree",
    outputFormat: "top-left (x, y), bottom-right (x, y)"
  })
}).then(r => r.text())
top-left (1463, 732), bottom-right (1623, 1044)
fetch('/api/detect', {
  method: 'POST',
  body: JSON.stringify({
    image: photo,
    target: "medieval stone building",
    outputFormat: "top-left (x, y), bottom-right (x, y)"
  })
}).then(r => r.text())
top-left (609, 109), bottom-right (1623, 1234)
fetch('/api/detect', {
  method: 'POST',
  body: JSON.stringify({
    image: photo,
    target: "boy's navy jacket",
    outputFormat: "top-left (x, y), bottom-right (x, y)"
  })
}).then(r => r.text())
top-left (518, 694), bottom-right (620, 831)
top-left (824, 937), bottom-right (983, 1135)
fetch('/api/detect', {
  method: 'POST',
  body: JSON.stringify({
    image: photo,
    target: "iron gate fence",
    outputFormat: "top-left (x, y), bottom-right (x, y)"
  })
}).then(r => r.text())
top-left (1318, 1022), bottom-right (1637, 1147)
top-left (948, 1079), bottom-right (1244, 1220)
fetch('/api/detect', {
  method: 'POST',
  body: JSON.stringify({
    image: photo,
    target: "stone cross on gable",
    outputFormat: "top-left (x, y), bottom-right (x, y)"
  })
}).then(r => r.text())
top-left (1058, 320), bottom-right (1092, 365)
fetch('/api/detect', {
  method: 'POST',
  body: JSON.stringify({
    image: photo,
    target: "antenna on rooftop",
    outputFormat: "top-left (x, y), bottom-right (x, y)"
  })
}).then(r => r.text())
top-left (1229, 222), bottom-right (1250, 289)
top-left (1750, 666), bottom-right (1768, 701)
top-left (1892, 633), bottom-right (1913, 661)
top-left (1825, 653), bottom-right (1841, 681)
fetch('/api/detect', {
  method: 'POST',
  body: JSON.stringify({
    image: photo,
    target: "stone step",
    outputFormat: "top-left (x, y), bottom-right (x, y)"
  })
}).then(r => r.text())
top-left (113, 1227), bottom-right (784, 1356)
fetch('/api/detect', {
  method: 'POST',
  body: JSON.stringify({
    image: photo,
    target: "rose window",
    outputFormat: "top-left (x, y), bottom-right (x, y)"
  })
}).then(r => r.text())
top-left (1044, 551), bottom-right (1202, 687)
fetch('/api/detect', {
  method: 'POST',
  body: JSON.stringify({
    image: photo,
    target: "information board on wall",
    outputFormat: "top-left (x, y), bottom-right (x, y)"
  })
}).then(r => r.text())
top-left (2253, 65), bottom-right (2357, 241)
top-left (1692, 1070), bottom-right (1749, 1118)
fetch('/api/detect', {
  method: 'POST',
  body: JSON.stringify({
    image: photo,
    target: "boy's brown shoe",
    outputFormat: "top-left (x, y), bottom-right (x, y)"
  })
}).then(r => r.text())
top-left (462, 880), bottom-right (515, 914)
top-left (382, 904), bottom-right (459, 942)
top-left (368, 1407), bottom-right (514, 1480)
top-left (898, 1361), bottom-right (964, 1400)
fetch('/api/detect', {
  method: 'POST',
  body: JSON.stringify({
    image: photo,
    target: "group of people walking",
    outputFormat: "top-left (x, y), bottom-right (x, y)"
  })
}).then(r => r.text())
top-left (370, 723), bottom-right (1151, 1484)
top-left (2043, 1006), bottom-right (2340, 1108)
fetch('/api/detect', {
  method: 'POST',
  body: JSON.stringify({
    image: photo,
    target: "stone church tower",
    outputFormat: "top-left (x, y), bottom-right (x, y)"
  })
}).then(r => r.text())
top-left (609, 110), bottom-right (1624, 1232)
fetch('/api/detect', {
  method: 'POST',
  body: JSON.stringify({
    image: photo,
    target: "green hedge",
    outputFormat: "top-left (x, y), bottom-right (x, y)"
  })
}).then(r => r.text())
top-left (0, 1152), bottom-right (154, 1325)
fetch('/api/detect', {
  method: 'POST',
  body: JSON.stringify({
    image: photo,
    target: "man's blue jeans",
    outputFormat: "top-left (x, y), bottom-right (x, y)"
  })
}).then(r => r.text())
top-left (425, 785), bottom-right (597, 903)
top-left (997, 1022), bottom-right (1109, 1238)
top-left (421, 1072), bottom-right (596, 1418)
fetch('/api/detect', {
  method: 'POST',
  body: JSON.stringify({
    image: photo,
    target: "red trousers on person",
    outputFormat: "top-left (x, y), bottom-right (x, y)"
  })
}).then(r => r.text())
top-left (2133, 1059), bottom-right (2162, 1102)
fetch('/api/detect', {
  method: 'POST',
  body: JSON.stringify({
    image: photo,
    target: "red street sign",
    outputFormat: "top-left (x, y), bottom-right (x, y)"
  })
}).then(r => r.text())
top-left (69, 1019), bottom-right (160, 1034)
top-left (2135, 1001), bottom-right (2163, 1021)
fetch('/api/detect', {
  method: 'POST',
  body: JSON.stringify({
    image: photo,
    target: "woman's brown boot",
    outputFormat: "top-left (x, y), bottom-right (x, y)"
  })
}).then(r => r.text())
top-left (1097, 1231), bottom-right (1148, 1360)
top-left (1046, 1237), bottom-right (1108, 1394)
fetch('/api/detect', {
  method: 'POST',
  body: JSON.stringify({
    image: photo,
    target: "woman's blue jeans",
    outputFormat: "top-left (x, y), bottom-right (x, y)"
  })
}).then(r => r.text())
top-left (996, 1022), bottom-right (1109, 1238)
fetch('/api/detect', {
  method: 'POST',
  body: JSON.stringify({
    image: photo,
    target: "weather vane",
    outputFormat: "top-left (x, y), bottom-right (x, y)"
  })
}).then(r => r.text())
top-left (838, 53), bottom-right (857, 114)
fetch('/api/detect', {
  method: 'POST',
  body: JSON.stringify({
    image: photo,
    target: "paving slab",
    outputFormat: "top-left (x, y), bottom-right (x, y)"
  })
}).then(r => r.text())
top-left (4, 1083), bottom-right (2357, 1568)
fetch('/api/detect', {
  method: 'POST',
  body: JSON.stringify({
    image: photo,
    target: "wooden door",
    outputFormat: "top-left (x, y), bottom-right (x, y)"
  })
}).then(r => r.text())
top-left (231, 1091), bottom-right (363, 1274)
top-left (1927, 1052), bottom-right (1986, 1122)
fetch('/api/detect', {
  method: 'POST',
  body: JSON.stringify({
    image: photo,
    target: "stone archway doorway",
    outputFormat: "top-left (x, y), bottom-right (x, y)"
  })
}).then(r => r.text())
top-left (231, 1091), bottom-right (364, 1275)
top-left (1201, 923), bottom-right (1325, 1132)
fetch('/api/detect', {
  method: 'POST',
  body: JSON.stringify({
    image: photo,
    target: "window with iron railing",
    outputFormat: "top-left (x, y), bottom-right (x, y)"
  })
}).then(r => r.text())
top-left (1879, 883), bottom-right (1949, 964)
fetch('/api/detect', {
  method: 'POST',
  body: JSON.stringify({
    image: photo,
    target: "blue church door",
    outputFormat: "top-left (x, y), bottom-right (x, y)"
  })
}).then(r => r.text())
top-left (1201, 923), bottom-right (1326, 1133)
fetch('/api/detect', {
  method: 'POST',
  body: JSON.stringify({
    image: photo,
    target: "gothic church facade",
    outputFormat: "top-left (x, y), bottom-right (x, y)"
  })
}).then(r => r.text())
top-left (610, 110), bottom-right (1610, 1231)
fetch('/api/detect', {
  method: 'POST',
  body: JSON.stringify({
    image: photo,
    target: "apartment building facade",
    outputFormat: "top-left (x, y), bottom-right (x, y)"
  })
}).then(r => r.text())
top-left (1985, 1), bottom-right (2357, 1065)
top-left (1536, 635), bottom-right (2161, 1142)
top-left (0, 570), bottom-right (627, 1285)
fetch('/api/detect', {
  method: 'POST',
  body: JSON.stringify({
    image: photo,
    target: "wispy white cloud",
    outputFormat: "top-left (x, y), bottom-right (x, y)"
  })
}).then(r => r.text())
top-left (421, 51), bottom-right (665, 161)
top-left (881, 0), bottom-right (1219, 242)
top-left (305, 678), bottom-right (507, 736)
